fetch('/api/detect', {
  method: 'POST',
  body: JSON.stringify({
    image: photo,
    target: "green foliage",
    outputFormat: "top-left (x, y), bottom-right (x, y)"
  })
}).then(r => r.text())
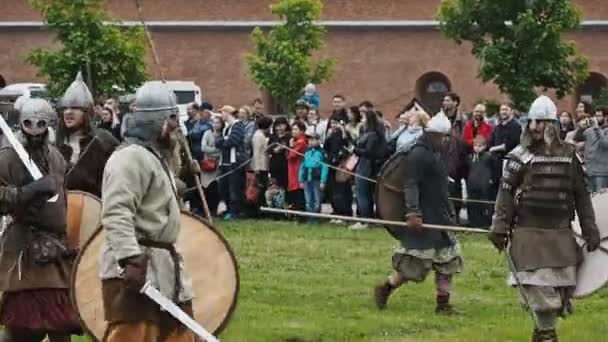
top-left (476, 97), bottom-right (500, 117)
top-left (438, 0), bottom-right (589, 111)
top-left (246, 0), bottom-right (335, 113)
top-left (27, 0), bottom-right (148, 98)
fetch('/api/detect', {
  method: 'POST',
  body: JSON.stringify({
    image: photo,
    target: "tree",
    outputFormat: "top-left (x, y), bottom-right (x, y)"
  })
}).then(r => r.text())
top-left (438, 0), bottom-right (589, 110)
top-left (27, 0), bottom-right (148, 98)
top-left (246, 0), bottom-right (335, 113)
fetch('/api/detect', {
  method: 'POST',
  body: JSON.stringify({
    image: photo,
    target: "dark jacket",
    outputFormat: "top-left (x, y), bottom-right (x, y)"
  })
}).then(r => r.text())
top-left (354, 130), bottom-right (385, 177)
top-left (97, 121), bottom-right (122, 141)
top-left (489, 119), bottom-right (521, 155)
top-left (0, 137), bottom-right (73, 291)
top-left (330, 109), bottom-right (349, 125)
top-left (57, 128), bottom-right (120, 198)
top-left (217, 120), bottom-right (246, 165)
top-left (401, 134), bottom-right (456, 250)
top-left (444, 113), bottom-right (468, 180)
top-left (488, 118), bottom-right (521, 181)
top-left (268, 133), bottom-right (291, 188)
top-left (466, 151), bottom-right (494, 193)
top-left (184, 118), bottom-right (197, 134)
top-left (188, 119), bottom-right (212, 161)
top-left (323, 126), bottom-right (351, 166)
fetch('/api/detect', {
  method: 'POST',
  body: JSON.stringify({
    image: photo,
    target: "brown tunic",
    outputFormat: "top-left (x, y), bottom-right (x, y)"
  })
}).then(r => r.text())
top-left (492, 144), bottom-right (599, 271)
top-left (0, 143), bottom-right (72, 291)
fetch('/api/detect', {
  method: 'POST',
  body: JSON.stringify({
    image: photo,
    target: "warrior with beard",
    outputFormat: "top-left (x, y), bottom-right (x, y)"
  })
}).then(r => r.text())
top-left (489, 96), bottom-right (600, 342)
top-left (99, 81), bottom-right (194, 342)
top-left (374, 112), bottom-right (463, 314)
top-left (55, 72), bottom-right (119, 198)
top-left (0, 98), bottom-right (81, 342)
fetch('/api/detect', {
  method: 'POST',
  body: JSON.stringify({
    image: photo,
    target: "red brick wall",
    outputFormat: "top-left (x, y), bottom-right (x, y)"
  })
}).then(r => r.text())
top-left (1, 0), bottom-right (606, 117)
top-left (2, 0), bottom-right (606, 21)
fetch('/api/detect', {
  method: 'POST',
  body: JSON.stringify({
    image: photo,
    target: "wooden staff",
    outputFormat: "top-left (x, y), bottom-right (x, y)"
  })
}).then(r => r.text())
top-left (179, 135), bottom-right (213, 223)
top-left (260, 207), bottom-right (488, 234)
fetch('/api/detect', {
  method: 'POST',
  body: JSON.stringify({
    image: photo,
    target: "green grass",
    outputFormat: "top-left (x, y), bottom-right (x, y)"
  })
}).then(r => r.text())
top-left (75, 219), bottom-right (608, 341)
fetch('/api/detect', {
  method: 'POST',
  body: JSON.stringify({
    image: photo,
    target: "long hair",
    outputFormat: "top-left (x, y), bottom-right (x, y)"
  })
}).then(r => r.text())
top-left (55, 106), bottom-right (93, 144)
top-left (364, 110), bottom-right (383, 138)
top-left (349, 106), bottom-right (361, 124)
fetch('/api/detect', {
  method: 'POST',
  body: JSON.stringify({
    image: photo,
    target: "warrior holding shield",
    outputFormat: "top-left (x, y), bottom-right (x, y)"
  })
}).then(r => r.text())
top-left (99, 81), bottom-right (195, 341)
top-left (0, 98), bottom-right (81, 341)
top-left (488, 95), bottom-right (600, 342)
top-left (374, 112), bottom-right (464, 314)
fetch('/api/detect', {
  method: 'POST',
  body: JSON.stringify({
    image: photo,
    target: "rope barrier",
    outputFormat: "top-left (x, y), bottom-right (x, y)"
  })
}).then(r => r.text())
top-left (183, 139), bottom-right (497, 205)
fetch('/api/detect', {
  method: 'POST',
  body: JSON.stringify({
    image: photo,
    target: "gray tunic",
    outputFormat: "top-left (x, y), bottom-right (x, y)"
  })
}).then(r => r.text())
top-left (99, 144), bottom-right (193, 302)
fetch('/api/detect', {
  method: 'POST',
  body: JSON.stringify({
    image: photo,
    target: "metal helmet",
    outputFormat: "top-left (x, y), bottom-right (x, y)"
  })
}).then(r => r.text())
top-left (426, 112), bottom-right (452, 134)
top-left (20, 98), bottom-right (56, 136)
top-left (60, 71), bottom-right (94, 109)
top-left (127, 81), bottom-right (178, 141)
top-left (135, 81), bottom-right (178, 115)
top-left (528, 95), bottom-right (557, 121)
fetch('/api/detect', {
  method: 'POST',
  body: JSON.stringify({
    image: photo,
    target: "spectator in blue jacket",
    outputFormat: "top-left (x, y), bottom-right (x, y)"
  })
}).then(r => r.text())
top-left (299, 133), bottom-right (329, 222)
top-left (188, 102), bottom-right (213, 161)
top-left (217, 105), bottom-right (246, 220)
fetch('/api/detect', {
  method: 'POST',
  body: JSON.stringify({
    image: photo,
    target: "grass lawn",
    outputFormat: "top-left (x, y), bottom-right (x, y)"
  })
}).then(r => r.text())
top-left (75, 219), bottom-right (607, 341)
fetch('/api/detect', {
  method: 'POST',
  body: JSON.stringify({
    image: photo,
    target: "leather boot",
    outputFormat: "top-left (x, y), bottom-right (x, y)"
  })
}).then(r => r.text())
top-left (435, 294), bottom-right (459, 315)
top-left (373, 282), bottom-right (395, 310)
top-left (533, 329), bottom-right (558, 342)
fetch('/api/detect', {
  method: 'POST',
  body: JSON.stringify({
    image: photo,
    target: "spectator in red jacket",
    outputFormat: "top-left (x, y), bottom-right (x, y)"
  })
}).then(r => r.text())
top-left (287, 121), bottom-right (309, 214)
top-left (463, 103), bottom-right (493, 148)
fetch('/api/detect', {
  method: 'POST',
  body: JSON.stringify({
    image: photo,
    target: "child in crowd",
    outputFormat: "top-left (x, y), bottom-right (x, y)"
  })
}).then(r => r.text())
top-left (265, 177), bottom-right (286, 218)
top-left (466, 135), bottom-right (495, 228)
top-left (299, 133), bottom-right (328, 222)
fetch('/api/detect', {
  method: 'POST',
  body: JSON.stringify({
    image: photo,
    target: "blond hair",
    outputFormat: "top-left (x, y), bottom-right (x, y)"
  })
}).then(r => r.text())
top-left (410, 111), bottom-right (431, 128)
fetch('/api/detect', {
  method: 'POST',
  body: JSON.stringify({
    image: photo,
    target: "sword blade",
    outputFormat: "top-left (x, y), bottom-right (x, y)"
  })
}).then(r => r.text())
top-left (0, 116), bottom-right (57, 202)
top-left (505, 247), bottom-right (539, 329)
top-left (141, 283), bottom-right (220, 342)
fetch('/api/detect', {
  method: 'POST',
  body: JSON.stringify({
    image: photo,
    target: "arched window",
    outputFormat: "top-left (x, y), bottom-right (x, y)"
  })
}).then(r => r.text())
top-left (416, 72), bottom-right (452, 114)
top-left (577, 72), bottom-right (607, 104)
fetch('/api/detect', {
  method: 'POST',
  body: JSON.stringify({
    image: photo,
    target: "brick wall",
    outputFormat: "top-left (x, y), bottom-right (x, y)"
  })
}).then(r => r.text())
top-left (1, 0), bottom-right (607, 116)
top-left (2, 0), bottom-right (606, 21)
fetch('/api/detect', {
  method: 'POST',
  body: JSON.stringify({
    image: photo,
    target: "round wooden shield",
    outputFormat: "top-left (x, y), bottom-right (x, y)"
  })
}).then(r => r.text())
top-left (375, 152), bottom-right (409, 240)
top-left (572, 190), bottom-right (608, 298)
top-left (66, 191), bottom-right (102, 249)
top-left (71, 212), bottom-right (239, 340)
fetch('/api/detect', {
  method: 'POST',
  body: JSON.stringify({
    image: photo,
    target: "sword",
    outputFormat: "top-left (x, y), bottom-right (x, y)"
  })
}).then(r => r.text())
top-left (0, 115), bottom-right (58, 202)
top-left (505, 245), bottom-right (539, 330)
top-left (141, 282), bottom-right (220, 342)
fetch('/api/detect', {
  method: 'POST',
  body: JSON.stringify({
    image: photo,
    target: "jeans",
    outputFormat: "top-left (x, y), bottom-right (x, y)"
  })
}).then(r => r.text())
top-left (589, 176), bottom-right (608, 193)
top-left (355, 160), bottom-right (374, 218)
top-left (219, 165), bottom-right (245, 216)
top-left (304, 181), bottom-right (322, 222)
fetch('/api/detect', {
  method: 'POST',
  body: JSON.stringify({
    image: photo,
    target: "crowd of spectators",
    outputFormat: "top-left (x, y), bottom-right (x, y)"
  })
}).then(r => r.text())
top-left (91, 84), bottom-right (608, 228)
